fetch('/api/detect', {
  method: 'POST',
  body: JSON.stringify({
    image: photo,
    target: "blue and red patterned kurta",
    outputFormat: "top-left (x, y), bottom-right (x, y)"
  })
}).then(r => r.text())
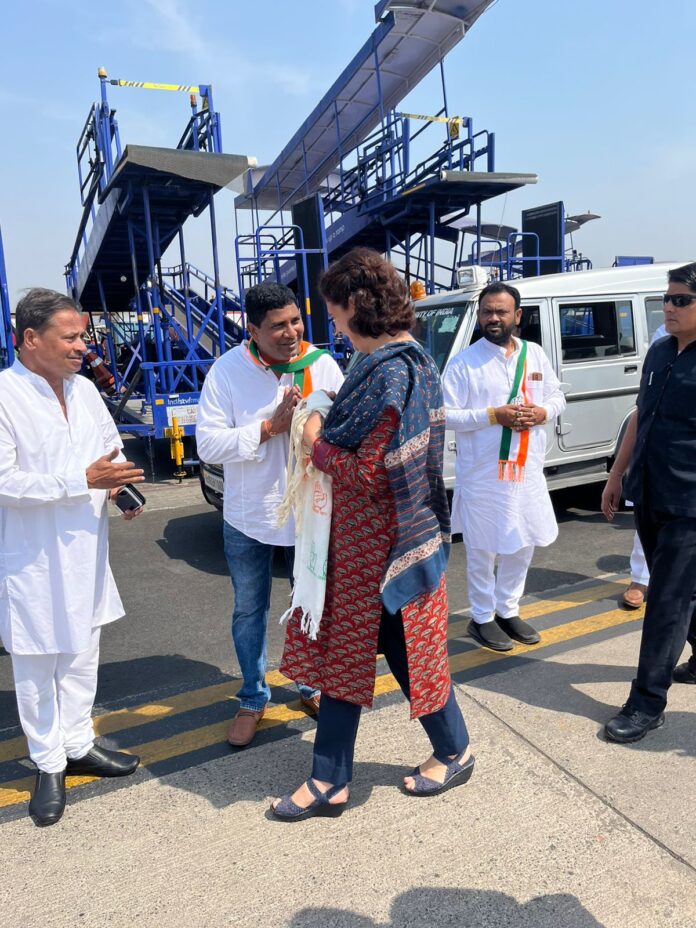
top-left (280, 408), bottom-right (451, 719)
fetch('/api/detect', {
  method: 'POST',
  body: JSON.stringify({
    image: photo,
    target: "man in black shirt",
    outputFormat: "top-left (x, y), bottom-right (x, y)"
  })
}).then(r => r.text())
top-left (601, 261), bottom-right (696, 743)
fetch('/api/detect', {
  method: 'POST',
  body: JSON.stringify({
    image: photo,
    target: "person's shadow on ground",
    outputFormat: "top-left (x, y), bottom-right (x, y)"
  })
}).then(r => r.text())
top-left (459, 655), bottom-right (696, 758)
top-left (288, 887), bottom-right (607, 927)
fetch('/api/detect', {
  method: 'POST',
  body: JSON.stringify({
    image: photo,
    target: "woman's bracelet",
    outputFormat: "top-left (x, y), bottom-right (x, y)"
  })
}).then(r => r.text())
top-left (609, 468), bottom-right (624, 478)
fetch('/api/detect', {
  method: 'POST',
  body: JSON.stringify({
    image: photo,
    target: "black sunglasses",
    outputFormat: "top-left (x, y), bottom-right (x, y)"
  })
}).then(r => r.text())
top-left (663, 293), bottom-right (696, 308)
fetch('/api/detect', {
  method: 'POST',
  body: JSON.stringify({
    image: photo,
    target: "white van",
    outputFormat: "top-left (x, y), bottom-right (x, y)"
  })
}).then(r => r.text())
top-left (413, 262), bottom-right (684, 490)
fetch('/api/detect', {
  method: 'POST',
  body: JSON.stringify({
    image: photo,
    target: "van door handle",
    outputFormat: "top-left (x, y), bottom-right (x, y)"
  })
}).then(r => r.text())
top-left (624, 365), bottom-right (638, 373)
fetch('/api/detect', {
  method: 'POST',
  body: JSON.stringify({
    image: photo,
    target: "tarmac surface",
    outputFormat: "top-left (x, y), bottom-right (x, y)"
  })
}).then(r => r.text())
top-left (1, 452), bottom-right (694, 928)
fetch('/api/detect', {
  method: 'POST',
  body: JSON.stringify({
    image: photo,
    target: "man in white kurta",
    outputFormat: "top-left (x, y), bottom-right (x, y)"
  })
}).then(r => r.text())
top-left (0, 289), bottom-right (144, 826)
top-left (443, 282), bottom-right (566, 652)
top-left (196, 281), bottom-right (344, 747)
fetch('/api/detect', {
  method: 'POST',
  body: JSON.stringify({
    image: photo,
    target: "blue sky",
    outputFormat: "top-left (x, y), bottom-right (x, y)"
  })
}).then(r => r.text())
top-left (1, 0), bottom-right (693, 301)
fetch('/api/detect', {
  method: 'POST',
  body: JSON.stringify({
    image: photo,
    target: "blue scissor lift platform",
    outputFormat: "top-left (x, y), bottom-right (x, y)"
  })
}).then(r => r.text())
top-left (66, 74), bottom-right (254, 441)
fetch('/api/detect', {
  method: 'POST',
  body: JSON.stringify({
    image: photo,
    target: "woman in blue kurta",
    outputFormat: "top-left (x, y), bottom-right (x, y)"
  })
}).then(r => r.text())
top-left (272, 248), bottom-right (474, 820)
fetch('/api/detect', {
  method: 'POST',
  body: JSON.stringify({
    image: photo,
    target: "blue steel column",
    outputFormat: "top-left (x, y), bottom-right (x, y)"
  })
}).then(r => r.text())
top-left (178, 229), bottom-right (198, 390)
top-left (189, 95), bottom-right (200, 151)
top-left (200, 84), bottom-right (223, 153)
top-left (427, 201), bottom-right (436, 294)
top-left (208, 190), bottom-right (226, 356)
top-left (334, 100), bottom-right (346, 204)
top-left (402, 116), bottom-right (410, 178)
top-left (476, 201), bottom-right (482, 269)
top-left (373, 42), bottom-right (385, 128)
top-left (97, 70), bottom-right (115, 188)
top-left (178, 229), bottom-right (194, 343)
top-left (96, 275), bottom-right (120, 392)
top-left (439, 58), bottom-right (452, 162)
top-left (154, 217), bottom-right (174, 389)
top-left (141, 187), bottom-right (166, 393)
top-left (127, 219), bottom-right (151, 406)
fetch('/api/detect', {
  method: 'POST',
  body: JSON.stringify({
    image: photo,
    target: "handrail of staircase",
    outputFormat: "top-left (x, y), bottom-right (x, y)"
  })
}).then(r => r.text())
top-left (161, 281), bottom-right (240, 364)
top-left (162, 262), bottom-right (241, 309)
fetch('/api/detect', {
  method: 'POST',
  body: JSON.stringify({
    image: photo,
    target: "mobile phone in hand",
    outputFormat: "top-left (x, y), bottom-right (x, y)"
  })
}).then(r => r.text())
top-left (114, 483), bottom-right (146, 513)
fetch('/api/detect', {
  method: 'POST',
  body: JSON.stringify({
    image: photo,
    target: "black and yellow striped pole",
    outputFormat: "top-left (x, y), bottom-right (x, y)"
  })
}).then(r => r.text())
top-left (397, 111), bottom-right (465, 140)
top-left (109, 79), bottom-right (201, 94)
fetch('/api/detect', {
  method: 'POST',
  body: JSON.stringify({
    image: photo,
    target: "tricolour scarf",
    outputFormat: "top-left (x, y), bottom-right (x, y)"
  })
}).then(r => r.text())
top-left (322, 341), bottom-right (450, 615)
top-left (498, 339), bottom-right (530, 482)
top-left (247, 339), bottom-right (327, 397)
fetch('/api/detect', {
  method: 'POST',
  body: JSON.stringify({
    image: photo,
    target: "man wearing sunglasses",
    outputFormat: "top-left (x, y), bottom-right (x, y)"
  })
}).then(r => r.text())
top-left (601, 261), bottom-right (696, 742)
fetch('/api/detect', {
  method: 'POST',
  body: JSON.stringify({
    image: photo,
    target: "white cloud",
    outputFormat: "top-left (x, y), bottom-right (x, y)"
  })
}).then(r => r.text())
top-left (132, 0), bottom-right (207, 55)
top-left (95, 0), bottom-right (311, 99)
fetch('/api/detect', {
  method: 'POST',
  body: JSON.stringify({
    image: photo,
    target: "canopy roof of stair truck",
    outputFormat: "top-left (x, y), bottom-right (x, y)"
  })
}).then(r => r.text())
top-left (235, 0), bottom-right (496, 211)
top-left (69, 145), bottom-right (254, 311)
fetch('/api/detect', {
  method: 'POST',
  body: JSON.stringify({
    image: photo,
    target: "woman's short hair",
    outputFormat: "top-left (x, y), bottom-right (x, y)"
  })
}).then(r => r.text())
top-left (319, 248), bottom-right (415, 338)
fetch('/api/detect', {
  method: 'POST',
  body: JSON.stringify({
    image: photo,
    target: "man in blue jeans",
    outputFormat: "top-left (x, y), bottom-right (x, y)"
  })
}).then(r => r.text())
top-left (196, 283), bottom-right (344, 746)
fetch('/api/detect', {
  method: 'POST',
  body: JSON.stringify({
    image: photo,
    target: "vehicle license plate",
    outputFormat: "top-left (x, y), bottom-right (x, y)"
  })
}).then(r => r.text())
top-left (204, 471), bottom-right (224, 495)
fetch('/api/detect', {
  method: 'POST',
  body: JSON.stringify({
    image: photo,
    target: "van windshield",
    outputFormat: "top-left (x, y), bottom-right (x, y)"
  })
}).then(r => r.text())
top-left (413, 302), bottom-right (473, 371)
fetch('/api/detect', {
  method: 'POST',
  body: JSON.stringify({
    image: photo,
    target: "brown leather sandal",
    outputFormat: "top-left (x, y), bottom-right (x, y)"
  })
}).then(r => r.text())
top-left (622, 582), bottom-right (647, 610)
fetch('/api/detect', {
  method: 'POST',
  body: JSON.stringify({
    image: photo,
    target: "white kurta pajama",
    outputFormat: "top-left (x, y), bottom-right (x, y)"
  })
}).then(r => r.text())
top-left (443, 337), bottom-right (566, 623)
top-left (0, 361), bottom-right (126, 771)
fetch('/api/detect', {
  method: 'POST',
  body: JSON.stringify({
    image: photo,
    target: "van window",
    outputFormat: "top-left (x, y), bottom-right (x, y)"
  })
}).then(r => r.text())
top-left (413, 302), bottom-right (472, 371)
top-left (644, 297), bottom-right (665, 341)
top-left (558, 300), bottom-right (636, 362)
top-left (519, 305), bottom-right (542, 346)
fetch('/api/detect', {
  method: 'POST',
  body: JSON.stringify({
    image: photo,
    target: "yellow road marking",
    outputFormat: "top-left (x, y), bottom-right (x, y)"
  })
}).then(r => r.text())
top-left (372, 605), bottom-right (642, 699)
top-left (0, 602), bottom-right (642, 811)
top-left (448, 604), bottom-right (642, 675)
top-left (0, 669), bottom-right (293, 766)
top-left (447, 578), bottom-right (631, 639)
top-left (0, 581), bottom-right (631, 768)
top-left (1, 579), bottom-right (629, 763)
top-left (0, 701), bottom-right (309, 808)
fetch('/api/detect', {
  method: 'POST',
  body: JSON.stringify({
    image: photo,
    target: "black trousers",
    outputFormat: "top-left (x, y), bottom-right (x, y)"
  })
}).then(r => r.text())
top-left (631, 501), bottom-right (696, 714)
top-left (311, 606), bottom-right (469, 784)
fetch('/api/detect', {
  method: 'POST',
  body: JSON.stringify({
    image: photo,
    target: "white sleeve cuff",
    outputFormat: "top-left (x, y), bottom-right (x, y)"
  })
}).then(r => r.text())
top-left (237, 422), bottom-right (268, 461)
top-left (66, 469), bottom-right (91, 498)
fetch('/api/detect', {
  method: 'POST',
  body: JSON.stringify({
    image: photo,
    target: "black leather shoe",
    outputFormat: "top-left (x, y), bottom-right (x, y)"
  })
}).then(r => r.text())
top-left (66, 745), bottom-right (140, 777)
top-left (28, 770), bottom-right (66, 827)
top-left (673, 662), bottom-right (696, 685)
top-left (495, 614), bottom-right (541, 645)
top-left (604, 706), bottom-right (665, 743)
top-left (467, 619), bottom-right (513, 652)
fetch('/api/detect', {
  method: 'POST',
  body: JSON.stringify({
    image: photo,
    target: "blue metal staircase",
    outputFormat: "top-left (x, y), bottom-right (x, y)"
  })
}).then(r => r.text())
top-left (65, 72), bottom-right (254, 439)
